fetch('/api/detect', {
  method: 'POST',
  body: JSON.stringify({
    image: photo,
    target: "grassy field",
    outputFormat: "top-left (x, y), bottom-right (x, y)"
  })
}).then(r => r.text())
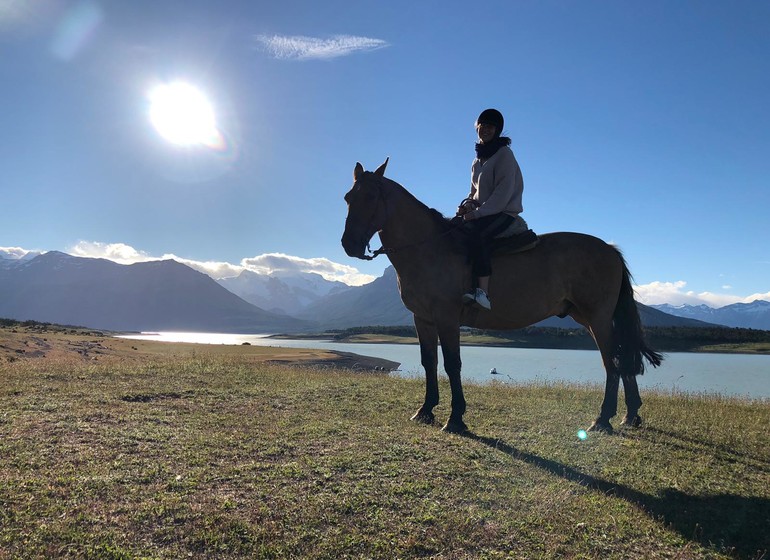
top-left (1, 333), bottom-right (769, 559)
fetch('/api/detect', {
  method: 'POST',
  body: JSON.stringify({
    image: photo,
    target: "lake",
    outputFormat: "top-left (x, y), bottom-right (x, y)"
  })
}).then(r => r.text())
top-left (117, 332), bottom-right (770, 400)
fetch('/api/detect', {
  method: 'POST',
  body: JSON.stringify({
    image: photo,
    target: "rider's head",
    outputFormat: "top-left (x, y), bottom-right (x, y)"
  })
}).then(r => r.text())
top-left (475, 108), bottom-right (504, 144)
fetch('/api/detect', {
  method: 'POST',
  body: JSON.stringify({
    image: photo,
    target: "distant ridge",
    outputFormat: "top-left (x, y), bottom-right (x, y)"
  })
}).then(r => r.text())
top-left (298, 265), bottom-right (715, 330)
top-left (0, 251), bottom-right (310, 333)
top-left (652, 301), bottom-right (770, 330)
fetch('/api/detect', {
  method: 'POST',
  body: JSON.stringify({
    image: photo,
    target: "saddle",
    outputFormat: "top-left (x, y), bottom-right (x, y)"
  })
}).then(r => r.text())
top-left (450, 214), bottom-right (539, 256)
top-left (490, 228), bottom-right (539, 255)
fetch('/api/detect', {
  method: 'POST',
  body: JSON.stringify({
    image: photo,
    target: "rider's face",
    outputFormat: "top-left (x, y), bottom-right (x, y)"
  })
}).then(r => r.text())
top-left (476, 122), bottom-right (496, 144)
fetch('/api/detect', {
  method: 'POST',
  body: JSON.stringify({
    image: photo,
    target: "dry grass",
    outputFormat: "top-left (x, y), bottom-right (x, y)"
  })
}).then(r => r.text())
top-left (1, 328), bottom-right (768, 559)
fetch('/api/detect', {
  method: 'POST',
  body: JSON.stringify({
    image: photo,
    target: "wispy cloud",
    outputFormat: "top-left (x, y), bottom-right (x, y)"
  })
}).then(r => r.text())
top-left (255, 34), bottom-right (388, 60)
top-left (65, 241), bottom-right (375, 286)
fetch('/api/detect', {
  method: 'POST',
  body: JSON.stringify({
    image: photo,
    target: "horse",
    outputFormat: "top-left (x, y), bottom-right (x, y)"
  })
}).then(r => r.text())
top-left (341, 159), bottom-right (663, 434)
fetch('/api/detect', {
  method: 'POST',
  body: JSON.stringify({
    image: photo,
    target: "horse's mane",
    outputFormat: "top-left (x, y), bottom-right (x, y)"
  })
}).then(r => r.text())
top-left (428, 207), bottom-right (453, 228)
top-left (386, 176), bottom-right (453, 228)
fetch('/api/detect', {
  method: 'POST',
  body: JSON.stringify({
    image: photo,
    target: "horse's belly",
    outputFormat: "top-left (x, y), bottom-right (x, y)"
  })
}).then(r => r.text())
top-left (461, 293), bottom-right (567, 330)
top-left (462, 309), bottom-right (552, 330)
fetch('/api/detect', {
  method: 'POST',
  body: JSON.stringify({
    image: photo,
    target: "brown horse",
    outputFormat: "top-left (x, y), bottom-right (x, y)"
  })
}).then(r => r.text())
top-left (342, 159), bottom-right (662, 434)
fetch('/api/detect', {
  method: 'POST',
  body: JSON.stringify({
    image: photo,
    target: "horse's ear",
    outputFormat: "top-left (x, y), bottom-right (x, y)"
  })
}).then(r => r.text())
top-left (353, 162), bottom-right (365, 181)
top-left (373, 157), bottom-right (389, 177)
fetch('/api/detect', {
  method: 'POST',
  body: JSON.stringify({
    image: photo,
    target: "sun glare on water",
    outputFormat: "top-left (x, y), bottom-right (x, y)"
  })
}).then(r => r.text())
top-left (148, 81), bottom-right (224, 150)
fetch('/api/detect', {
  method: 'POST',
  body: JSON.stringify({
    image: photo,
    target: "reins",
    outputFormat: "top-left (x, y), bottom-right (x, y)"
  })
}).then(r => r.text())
top-left (363, 227), bottom-right (460, 260)
top-left (361, 177), bottom-right (463, 260)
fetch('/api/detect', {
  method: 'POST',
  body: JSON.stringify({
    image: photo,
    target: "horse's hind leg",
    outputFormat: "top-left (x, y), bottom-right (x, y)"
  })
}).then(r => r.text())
top-left (411, 316), bottom-right (439, 425)
top-left (620, 374), bottom-right (643, 427)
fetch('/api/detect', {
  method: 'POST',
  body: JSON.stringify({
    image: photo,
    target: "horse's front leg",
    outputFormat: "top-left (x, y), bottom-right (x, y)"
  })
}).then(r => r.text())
top-left (410, 316), bottom-right (439, 425)
top-left (587, 323), bottom-right (619, 433)
top-left (438, 322), bottom-right (466, 434)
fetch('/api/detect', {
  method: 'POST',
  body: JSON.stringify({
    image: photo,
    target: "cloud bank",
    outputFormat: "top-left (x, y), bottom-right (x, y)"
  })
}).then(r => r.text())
top-left (633, 280), bottom-right (770, 308)
top-left (256, 34), bottom-right (388, 60)
top-left (69, 241), bottom-right (152, 264)
top-left (65, 241), bottom-right (375, 286)
top-left (0, 246), bottom-right (38, 259)
top-left (241, 252), bottom-right (373, 285)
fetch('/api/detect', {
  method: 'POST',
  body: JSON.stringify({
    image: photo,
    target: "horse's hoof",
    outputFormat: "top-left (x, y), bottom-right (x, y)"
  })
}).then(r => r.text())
top-left (410, 411), bottom-right (435, 425)
top-left (441, 419), bottom-right (468, 434)
top-left (621, 414), bottom-right (642, 428)
top-left (587, 420), bottom-right (613, 434)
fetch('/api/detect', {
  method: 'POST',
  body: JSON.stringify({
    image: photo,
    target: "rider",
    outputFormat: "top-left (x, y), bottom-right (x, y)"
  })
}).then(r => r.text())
top-left (457, 108), bottom-right (525, 310)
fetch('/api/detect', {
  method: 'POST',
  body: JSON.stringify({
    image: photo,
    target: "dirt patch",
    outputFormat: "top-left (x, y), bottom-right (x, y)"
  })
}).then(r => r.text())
top-left (267, 350), bottom-right (399, 372)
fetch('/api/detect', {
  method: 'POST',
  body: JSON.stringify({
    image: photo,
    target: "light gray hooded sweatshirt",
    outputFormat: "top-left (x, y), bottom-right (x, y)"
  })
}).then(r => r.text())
top-left (466, 145), bottom-right (523, 220)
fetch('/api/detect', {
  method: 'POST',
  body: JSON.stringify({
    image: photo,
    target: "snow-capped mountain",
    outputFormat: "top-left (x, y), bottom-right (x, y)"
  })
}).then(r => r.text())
top-left (298, 266), bottom-right (412, 328)
top-left (0, 249), bottom-right (42, 268)
top-left (217, 269), bottom-right (351, 316)
top-left (651, 301), bottom-right (770, 330)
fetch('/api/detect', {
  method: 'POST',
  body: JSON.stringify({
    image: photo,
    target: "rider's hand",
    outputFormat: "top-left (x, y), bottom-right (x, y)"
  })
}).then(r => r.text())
top-left (457, 201), bottom-right (475, 216)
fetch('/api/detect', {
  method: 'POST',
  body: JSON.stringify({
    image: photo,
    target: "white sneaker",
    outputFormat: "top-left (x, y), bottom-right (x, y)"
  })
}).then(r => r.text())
top-left (475, 288), bottom-right (492, 310)
top-left (462, 288), bottom-right (491, 310)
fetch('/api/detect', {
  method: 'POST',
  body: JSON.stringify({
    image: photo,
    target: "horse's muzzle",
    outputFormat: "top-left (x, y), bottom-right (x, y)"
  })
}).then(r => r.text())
top-left (341, 233), bottom-right (367, 259)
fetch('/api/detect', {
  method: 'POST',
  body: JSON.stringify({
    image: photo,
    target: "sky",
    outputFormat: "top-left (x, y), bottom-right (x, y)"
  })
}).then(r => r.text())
top-left (2, 0), bottom-right (769, 308)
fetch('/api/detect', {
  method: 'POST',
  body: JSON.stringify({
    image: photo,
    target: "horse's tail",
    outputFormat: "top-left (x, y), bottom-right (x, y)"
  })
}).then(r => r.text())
top-left (612, 250), bottom-right (664, 376)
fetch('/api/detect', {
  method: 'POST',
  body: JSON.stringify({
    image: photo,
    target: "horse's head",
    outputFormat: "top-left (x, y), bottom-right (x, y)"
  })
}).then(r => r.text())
top-left (341, 158), bottom-right (390, 260)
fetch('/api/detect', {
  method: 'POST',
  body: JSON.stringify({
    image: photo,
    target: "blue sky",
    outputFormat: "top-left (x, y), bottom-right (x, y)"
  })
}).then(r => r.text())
top-left (2, 0), bottom-right (769, 307)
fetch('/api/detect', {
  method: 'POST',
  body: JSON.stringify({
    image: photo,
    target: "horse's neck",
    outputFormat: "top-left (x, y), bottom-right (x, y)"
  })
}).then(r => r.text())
top-left (380, 182), bottom-right (443, 248)
top-left (379, 181), bottom-right (454, 276)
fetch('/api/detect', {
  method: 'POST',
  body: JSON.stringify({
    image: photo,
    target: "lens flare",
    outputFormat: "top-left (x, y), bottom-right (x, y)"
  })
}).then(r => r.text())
top-left (50, 0), bottom-right (103, 61)
top-left (577, 429), bottom-right (588, 441)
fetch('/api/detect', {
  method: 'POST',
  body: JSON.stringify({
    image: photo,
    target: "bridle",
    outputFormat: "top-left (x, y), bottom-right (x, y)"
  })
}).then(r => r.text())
top-left (358, 174), bottom-right (464, 260)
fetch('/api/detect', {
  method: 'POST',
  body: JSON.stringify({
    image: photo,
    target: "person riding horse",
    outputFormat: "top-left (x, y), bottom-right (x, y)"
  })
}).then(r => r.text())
top-left (457, 108), bottom-right (529, 310)
top-left (343, 158), bottom-right (662, 433)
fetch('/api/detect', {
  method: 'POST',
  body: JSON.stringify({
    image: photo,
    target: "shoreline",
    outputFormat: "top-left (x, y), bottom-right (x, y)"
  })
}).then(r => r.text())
top-left (0, 325), bottom-right (399, 372)
top-left (270, 332), bottom-right (770, 356)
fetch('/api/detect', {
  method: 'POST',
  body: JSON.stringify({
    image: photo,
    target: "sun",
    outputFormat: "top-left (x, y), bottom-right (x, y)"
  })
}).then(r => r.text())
top-left (148, 81), bottom-right (223, 149)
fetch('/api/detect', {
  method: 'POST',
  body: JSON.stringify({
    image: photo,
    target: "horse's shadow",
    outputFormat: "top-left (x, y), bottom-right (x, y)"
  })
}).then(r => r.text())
top-left (634, 426), bottom-right (770, 474)
top-left (462, 431), bottom-right (769, 559)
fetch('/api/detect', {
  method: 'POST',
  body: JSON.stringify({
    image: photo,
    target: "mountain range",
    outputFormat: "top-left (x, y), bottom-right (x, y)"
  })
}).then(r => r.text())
top-left (217, 269), bottom-right (350, 316)
top-left (651, 301), bottom-right (770, 330)
top-left (0, 251), bottom-right (742, 333)
top-left (0, 251), bottom-right (308, 333)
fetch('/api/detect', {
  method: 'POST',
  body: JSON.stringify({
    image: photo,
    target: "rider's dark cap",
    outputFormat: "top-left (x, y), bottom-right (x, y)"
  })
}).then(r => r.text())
top-left (476, 108), bottom-right (504, 134)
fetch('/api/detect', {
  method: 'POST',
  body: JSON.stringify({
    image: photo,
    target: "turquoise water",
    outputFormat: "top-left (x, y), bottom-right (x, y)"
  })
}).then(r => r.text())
top-left (118, 332), bottom-right (770, 400)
